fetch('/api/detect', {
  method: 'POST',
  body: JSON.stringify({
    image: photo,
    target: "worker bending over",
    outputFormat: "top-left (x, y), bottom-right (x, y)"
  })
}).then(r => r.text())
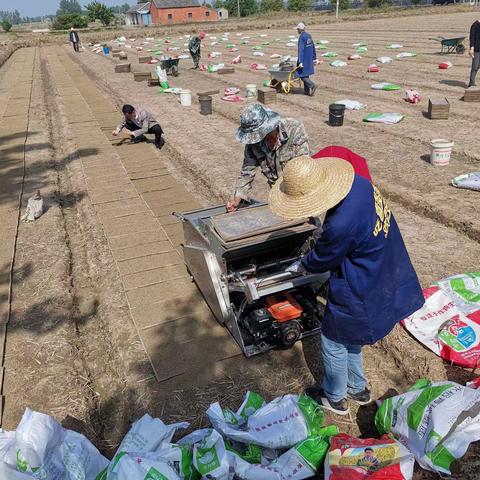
top-left (188, 31), bottom-right (205, 70)
top-left (227, 104), bottom-right (310, 212)
top-left (113, 104), bottom-right (164, 150)
top-left (269, 156), bottom-right (424, 415)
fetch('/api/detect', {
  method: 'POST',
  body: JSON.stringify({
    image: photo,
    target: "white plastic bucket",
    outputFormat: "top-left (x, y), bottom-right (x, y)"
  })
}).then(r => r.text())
top-left (246, 84), bottom-right (257, 98)
top-left (179, 89), bottom-right (192, 107)
top-left (430, 139), bottom-right (454, 166)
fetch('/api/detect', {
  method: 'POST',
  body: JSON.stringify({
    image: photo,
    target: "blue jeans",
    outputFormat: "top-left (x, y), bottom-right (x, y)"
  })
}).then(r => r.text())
top-left (321, 333), bottom-right (366, 403)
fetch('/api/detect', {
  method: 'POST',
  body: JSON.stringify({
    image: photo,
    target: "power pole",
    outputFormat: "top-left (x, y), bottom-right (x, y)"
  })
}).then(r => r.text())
top-left (336, 0), bottom-right (339, 18)
top-left (237, 0), bottom-right (240, 17)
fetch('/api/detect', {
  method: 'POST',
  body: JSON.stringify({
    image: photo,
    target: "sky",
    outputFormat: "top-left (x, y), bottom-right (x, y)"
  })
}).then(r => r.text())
top-left (0, 0), bottom-right (131, 17)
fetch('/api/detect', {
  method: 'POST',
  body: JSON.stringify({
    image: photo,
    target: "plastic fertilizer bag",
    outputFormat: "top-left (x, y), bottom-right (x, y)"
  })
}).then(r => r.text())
top-left (363, 113), bottom-right (404, 124)
top-left (386, 43), bottom-right (403, 49)
top-left (193, 430), bottom-right (233, 480)
top-left (207, 393), bottom-right (324, 449)
top-left (396, 52), bottom-right (416, 58)
top-left (377, 56), bottom-right (393, 64)
top-left (0, 408), bottom-right (109, 480)
top-left (330, 60), bottom-right (347, 68)
top-left (375, 379), bottom-right (480, 474)
top-left (325, 434), bottom-right (414, 480)
top-left (321, 52), bottom-right (338, 58)
top-left (335, 100), bottom-right (366, 110)
top-left (371, 83), bottom-right (401, 91)
top-left (451, 172), bottom-right (480, 192)
top-left (234, 435), bottom-right (332, 480)
top-left (402, 273), bottom-right (480, 368)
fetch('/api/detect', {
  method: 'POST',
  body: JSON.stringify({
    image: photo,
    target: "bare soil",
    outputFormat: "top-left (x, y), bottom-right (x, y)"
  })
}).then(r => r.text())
top-left (1, 9), bottom-right (479, 479)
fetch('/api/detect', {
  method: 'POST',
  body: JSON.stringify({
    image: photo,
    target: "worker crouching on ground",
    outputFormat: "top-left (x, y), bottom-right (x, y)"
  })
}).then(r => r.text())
top-left (112, 104), bottom-right (165, 150)
top-left (296, 22), bottom-right (317, 96)
top-left (188, 31), bottom-right (206, 70)
top-left (227, 104), bottom-right (310, 212)
top-left (269, 156), bottom-right (424, 416)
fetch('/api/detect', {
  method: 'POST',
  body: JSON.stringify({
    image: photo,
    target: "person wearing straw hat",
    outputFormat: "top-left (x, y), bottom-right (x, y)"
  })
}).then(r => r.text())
top-left (269, 156), bottom-right (424, 415)
top-left (227, 104), bottom-right (309, 212)
top-left (295, 22), bottom-right (317, 96)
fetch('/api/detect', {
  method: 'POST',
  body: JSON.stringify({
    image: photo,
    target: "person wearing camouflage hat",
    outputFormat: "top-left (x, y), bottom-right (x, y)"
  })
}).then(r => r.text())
top-left (227, 104), bottom-right (310, 212)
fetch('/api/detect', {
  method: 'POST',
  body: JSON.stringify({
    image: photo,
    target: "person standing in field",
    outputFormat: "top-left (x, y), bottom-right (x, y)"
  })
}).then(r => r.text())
top-left (188, 31), bottom-right (205, 70)
top-left (296, 22), bottom-right (317, 96)
top-left (69, 27), bottom-right (80, 53)
top-left (468, 17), bottom-right (480, 87)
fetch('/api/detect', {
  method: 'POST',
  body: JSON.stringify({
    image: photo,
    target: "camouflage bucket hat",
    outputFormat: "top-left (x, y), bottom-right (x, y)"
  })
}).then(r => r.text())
top-left (236, 104), bottom-right (281, 144)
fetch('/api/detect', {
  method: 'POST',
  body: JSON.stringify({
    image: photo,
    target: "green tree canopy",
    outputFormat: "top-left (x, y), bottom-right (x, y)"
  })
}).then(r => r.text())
top-left (223, 0), bottom-right (258, 16)
top-left (52, 13), bottom-right (89, 29)
top-left (260, 0), bottom-right (284, 12)
top-left (0, 9), bottom-right (23, 24)
top-left (85, 1), bottom-right (115, 25)
top-left (1, 20), bottom-right (12, 32)
top-left (57, 0), bottom-right (83, 15)
top-left (287, 0), bottom-right (311, 11)
top-left (111, 3), bottom-right (132, 14)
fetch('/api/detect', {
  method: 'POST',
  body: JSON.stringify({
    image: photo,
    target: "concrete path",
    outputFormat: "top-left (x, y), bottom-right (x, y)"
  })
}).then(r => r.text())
top-left (44, 46), bottom-right (240, 384)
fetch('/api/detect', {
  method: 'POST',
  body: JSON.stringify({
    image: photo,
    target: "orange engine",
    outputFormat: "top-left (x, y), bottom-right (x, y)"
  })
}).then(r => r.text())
top-left (265, 293), bottom-right (303, 323)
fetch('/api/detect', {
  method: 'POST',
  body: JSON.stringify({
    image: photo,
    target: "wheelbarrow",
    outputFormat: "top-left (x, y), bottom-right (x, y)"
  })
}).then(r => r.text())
top-left (160, 58), bottom-right (180, 76)
top-left (431, 36), bottom-right (466, 54)
top-left (268, 63), bottom-right (302, 94)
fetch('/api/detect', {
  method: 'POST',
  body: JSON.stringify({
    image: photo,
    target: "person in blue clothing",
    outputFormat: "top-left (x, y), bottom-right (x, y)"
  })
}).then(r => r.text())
top-left (296, 22), bottom-right (317, 96)
top-left (268, 155), bottom-right (424, 416)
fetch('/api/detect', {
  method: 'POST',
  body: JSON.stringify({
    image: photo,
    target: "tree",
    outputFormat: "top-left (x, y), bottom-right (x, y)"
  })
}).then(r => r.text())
top-left (56, 0), bottom-right (83, 15)
top-left (85, 1), bottom-right (115, 25)
top-left (111, 3), bottom-right (132, 14)
top-left (287, 0), bottom-right (311, 11)
top-left (223, 0), bottom-right (258, 16)
top-left (52, 13), bottom-right (89, 29)
top-left (338, 0), bottom-right (351, 9)
top-left (212, 0), bottom-right (225, 7)
top-left (1, 20), bottom-right (12, 32)
top-left (260, 0), bottom-right (284, 12)
top-left (367, 0), bottom-right (391, 6)
top-left (0, 9), bottom-right (23, 24)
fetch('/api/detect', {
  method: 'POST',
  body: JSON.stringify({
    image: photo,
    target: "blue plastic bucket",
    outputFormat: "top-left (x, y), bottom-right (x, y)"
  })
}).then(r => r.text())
top-left (103, 46), bottom-right (110, 54)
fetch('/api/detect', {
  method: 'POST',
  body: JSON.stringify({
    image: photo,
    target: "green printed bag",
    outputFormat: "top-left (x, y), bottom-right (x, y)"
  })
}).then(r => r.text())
top-left (375, 379), bottom-right (480, 474)
top-left (207, 393), bottom-right (325, 449)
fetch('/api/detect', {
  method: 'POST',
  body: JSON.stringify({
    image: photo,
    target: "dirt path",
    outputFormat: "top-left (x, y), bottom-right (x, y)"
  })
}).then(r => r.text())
top-left (0, 9), bottom-right (479, 478)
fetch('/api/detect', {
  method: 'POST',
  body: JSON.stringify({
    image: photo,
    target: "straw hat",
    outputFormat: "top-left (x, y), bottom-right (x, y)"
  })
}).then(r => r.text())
top-left (268, 156), bottom-right (354, 219)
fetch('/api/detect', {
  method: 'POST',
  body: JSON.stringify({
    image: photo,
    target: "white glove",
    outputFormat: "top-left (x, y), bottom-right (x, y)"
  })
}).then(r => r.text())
top-left (285, 260), bottom-right (306, 275)
top-left (298, 62), bottom-right (303, 68)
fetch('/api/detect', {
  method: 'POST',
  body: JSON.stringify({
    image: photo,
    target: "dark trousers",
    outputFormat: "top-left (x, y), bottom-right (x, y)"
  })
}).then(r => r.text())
top-left (72, 42), bottom-right (79, 52)
top-left (302, 76), bottom-right (316, 95)
top-left (190, 51), bottom-right (200, 68)
top-left (469, 52), bottom-right (480, 87)
top-left (127, 122), bottom-right (164, 148)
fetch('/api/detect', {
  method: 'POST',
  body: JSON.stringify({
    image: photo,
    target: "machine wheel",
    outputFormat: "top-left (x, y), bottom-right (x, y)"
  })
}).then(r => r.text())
top-left (172, 65), bottom-right (179, 76)
top-left (456, 44), bottom-right (466, 55)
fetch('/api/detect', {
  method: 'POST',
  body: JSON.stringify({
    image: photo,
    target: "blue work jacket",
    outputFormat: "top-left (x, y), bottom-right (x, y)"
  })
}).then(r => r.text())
top-left (301, 175), bottom-right (424, 345)
top-left (297, 31), bottom-right (316, 78)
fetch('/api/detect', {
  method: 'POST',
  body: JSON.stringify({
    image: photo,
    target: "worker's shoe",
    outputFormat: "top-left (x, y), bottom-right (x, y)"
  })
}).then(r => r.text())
top-left (155, 138), bottom-right (165, 150)
top-left (347, 388), bottom-right (372, 405)
top-left (308, 85), bottom-right (317, 97)
top-left (305, 387), bottom-right (350, 416)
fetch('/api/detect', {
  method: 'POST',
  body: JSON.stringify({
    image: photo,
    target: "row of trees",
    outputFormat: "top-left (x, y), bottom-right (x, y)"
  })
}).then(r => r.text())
top-left (212, 0), bottom-right (314, 15)
top-left (56, 0), bottom-right (131, 16)
top-left (53, 0), bottom-right (123, 29)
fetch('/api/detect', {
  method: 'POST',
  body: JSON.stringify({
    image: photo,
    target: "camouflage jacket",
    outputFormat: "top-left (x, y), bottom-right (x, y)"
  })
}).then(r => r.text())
top-left (188, 36), bottom-right (201, 54)
top-left (234, 118), bottom-right (310, 199)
